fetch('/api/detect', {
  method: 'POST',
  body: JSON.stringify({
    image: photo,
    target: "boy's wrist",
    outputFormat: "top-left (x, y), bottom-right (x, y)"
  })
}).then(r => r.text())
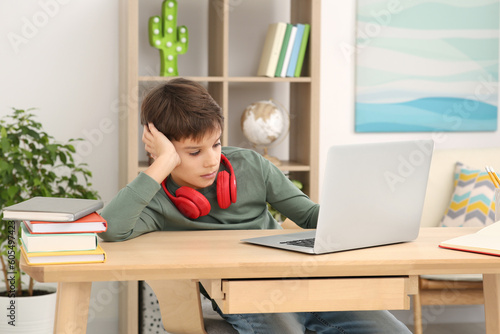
top-left (144, 155), bottom-right (177, 184)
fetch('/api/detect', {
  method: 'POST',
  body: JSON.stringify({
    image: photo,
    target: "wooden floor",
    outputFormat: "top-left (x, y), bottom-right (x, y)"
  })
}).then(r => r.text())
top-left (407, 322), bottom-right (485, 334)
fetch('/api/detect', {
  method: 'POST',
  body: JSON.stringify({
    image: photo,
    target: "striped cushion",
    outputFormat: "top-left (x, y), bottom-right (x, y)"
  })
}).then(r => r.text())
top-left (440, 162), bottom-right (496, 227)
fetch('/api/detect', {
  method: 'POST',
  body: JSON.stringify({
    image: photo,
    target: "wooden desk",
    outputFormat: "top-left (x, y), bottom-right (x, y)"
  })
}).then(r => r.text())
top-left (21, 227), bottom-right (500, 334)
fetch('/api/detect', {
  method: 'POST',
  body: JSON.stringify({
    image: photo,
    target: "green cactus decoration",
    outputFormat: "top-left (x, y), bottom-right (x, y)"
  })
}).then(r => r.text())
top-left (149, 0), bottom-right (189, 76)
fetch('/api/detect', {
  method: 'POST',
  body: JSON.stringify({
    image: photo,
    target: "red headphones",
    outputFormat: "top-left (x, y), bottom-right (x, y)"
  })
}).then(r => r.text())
top-left (161, 154), bottom-right (237, 219)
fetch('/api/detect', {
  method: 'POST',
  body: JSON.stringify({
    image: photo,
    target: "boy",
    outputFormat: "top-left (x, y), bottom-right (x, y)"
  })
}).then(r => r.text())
top-left (101, 78), bottom-right (411, 333)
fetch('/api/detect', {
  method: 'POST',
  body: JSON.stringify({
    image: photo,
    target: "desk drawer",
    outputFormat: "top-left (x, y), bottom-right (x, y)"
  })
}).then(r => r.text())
top-left (201, 276), bottom-right (417, 314)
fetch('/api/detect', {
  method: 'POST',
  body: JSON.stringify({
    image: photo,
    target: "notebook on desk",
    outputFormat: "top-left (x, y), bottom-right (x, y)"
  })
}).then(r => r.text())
top-left (242, 140), bottom-right (434, 254)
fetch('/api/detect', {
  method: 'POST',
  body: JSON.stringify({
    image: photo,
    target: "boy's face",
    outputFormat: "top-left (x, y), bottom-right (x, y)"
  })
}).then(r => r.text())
top-left (170, 130), bottom-right (222, 190)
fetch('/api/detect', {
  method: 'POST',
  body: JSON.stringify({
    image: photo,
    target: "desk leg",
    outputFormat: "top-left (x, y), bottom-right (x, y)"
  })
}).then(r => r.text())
top-left (145, 279), bottom-right (207, 334)
top-left (483, 274), bottom-right (500, 334)
top-left (54, 282), bottom-right (92, 334)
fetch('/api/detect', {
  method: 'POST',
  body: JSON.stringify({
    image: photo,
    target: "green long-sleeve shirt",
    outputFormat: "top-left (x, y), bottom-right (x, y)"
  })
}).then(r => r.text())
top-left (100, 147), bottom-right (319, 242)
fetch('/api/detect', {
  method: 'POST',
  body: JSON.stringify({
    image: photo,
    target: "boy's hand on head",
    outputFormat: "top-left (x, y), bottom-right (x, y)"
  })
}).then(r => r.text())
top-left (142, 123), bottom-right (174, 159)
top-left (142, 123), bottom-right (181, 183)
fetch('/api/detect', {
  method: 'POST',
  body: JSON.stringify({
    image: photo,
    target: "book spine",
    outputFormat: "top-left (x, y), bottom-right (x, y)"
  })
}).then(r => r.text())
top-left (274, 23), bottom-right (293, 77)
top-left (286, 24), bottom-right (305, 77)
top-left (294, 24), bottom-right (310, 77)
top-left (280, 26), bottom-right (297, 78)
top-left (257, 22), bottom-right (287, 77)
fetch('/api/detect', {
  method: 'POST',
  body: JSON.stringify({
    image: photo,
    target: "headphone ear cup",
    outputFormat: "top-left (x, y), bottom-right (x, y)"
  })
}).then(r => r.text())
top-left (229, 173), bottom-right (237, 204)
top-left (176, 187), bottom-right (211, 218)
top-left (173, 197), bottom-right (202, 219)
top-left (217, 170), bottom-right (231, 209)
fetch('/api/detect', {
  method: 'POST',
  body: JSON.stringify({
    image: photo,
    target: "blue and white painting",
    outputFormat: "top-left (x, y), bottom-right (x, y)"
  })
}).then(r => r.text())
top-left (355, 0), bottom-right (499, 132)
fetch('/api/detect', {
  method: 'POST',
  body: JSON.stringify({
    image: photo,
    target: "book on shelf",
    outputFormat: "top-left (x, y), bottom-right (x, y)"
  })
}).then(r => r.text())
top-left (21, 244), bottom-right (106, 265)
top-left (274, 23), bottom-right (293, 77)
top-left (21, 222), bottom-right (98, 253)
top-left (23, 212), bottom-right (108, 234)
top-left (293, 23), bottom-right (310, 77)
top-left (285, 23), bottom-right (306, 77)
top-left (280, 25), bottom-right (297, 78)
top-left (257, 22), bottom-right (288, 77)
top-left (1, 196), bottom-right (103, 222)
top-left (439, 221), bottom-right (500, 257)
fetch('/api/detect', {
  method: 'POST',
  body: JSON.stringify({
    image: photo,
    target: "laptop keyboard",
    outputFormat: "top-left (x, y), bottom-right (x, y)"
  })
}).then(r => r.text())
top-left (280, 238), bottom-right (315, 248)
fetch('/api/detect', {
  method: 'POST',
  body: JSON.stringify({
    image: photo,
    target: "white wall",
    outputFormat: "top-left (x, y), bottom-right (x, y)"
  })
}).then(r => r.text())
top-left (1, 0), bottom-right (496, 332)
top-left (319, 1), bottom-right (500, 182)
top-left (1, 0), bottom-right (120, 202)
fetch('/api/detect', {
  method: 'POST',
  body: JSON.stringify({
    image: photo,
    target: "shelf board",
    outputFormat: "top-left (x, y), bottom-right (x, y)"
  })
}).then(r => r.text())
top-left (137, 160), bottom-right (310, 174)
top-left (275, 161), bottom-right (311, 172)
top-left (226, 77), bottom-right (311, 83)
top-left (139, 76), bottom-right (225, 82)
top-left (139, 76), bottom-right (311, 83)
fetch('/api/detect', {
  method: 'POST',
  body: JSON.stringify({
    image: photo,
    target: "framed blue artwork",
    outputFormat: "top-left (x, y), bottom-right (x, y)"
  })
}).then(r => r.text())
top-left (355, 0), bottom-right (499, 132)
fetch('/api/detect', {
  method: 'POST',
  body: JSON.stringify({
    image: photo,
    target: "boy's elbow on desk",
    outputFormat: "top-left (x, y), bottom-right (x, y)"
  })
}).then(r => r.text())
top-left (99, 225), bottom-right (136, 242)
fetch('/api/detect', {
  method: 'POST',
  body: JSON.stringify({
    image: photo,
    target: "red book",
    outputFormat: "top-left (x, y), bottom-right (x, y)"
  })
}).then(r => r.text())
top-left (23, 212), bottom-right (108, 234)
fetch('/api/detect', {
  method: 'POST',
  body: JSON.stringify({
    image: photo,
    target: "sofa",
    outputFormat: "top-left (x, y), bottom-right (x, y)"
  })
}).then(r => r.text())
top-left (419, 146), bottom-right (500, 229)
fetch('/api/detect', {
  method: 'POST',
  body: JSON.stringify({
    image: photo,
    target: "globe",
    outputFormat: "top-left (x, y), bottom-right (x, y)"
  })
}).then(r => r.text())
top-left (241, 100), bottom-right (289, 165)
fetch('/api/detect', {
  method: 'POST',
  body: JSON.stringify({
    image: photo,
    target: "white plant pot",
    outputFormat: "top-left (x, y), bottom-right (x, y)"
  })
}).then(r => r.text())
top-left (0, 288), bottom-right (57, 333)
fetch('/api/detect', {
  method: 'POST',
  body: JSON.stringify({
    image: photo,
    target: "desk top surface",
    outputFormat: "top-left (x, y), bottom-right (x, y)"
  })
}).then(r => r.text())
top-left (21, 227), bottom-right (500, 283)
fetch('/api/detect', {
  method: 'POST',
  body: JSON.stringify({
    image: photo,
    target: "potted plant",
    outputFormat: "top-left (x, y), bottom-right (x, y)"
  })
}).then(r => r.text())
top-left (0, 108), bottom-right (99, 332)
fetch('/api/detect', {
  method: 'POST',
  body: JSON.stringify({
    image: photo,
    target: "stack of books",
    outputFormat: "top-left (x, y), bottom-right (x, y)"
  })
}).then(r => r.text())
top-left (257, 22), bottom-right (311, 78)
top-left (2, 197), bottom-right (107, 265)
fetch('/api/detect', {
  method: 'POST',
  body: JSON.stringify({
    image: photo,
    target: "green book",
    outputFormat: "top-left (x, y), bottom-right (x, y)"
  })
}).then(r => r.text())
top-left (294, 23), bottom-right (311, 77)
top-left (274, 23), bottom-right (293, 77)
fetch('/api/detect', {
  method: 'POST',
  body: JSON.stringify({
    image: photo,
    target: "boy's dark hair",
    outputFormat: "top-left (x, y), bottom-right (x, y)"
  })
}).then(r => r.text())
top-left (140, 78), bottom-right (223, 141)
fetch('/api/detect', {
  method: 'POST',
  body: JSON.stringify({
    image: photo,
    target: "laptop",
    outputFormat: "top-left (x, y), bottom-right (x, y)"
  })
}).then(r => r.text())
top-left (242, 140), bottom-right (434, 254)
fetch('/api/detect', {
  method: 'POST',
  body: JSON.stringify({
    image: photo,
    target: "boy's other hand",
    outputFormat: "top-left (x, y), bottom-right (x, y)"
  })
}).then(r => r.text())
top-left (142, 123), bottom-right (181, 183)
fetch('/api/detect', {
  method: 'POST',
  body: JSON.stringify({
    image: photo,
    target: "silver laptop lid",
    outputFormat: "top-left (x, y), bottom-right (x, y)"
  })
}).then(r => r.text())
top-left (314, 140), bottom-right (434, 254)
